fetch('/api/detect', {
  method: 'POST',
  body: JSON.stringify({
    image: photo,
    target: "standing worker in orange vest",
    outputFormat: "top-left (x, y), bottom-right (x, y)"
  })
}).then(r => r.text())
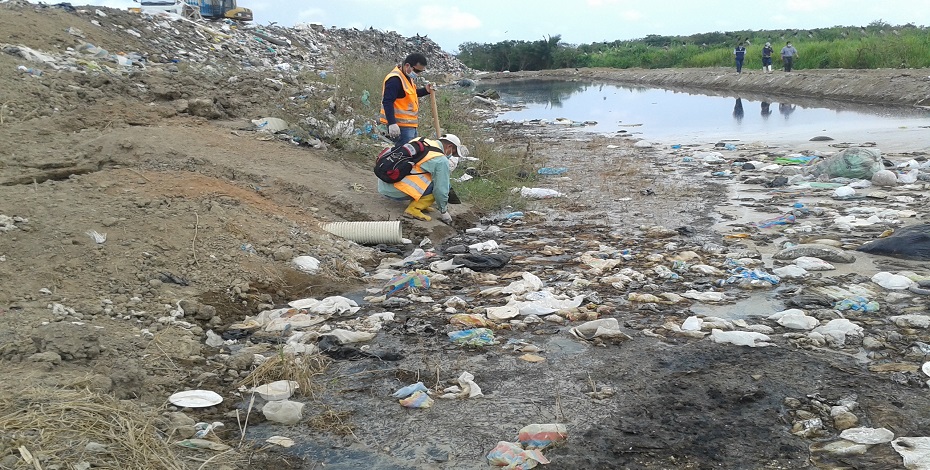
top-left (380, 53), bottom-right (435, 149)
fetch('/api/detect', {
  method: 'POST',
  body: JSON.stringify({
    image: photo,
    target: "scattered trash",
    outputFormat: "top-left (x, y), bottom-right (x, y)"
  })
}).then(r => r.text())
top-left (383, 272), bottom-right (431, 297)
top-left (439, 372), bottom-right (484, 399)
top-left (518, 423), bottom-right (568, 449)
top-left (85, 230), bottom-right (107, 244)
top-left (193, 421), bottom-right (224, 439)
top-left (515, 187), bottom-right (564, 199)
top-left (168, 390), bottom-right (222, 408)
top-left (399, 391), bottom-right (433, 409)
top-left (175, 439), bottom-right (230, 451)
top-left (872, 272), bottom-right (916, 290)
top-left (569, 318), bottom-right (631, 341)
top-left (252, 117), bottom-right (289, 133)
top-left (291, 255), bottom-right (320, 274)
top-left (262, 399), bottom-right (305, 425)
top-left (756, 214), bottom-right (796, 228)
top-left (392, 382), bottom-right (428, 398)
top-left (537, 167), bottom-right (568, 175)
top-left (806, 147), bottom-right (882, 179)
top-left (266, 436), bottom-right (295, 448)
top-left (834, 297), bottom-right (879, 312)
top-left (252, 380), bottom-right (299, 401)
top-left (487, 441), bottom-right (550, 469)
top-left (448, 328), bottom-right (497, 346)
top-left (710, 329), bottom-right (773, 347)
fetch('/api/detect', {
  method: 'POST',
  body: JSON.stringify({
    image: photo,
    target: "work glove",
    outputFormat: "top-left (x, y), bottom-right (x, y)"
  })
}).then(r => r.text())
top-left (388, 124), bottom-right (400, 138)
top-left (438, 211), bottom-right (453, 224)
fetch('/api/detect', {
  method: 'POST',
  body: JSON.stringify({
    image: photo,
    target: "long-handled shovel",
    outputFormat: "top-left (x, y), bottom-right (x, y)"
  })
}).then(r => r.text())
top-left (430, 88), bottom-right (441, 138)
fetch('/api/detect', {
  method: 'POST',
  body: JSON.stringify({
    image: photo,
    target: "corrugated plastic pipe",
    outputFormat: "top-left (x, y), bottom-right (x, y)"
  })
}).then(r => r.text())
top-left (322, 221), bottom-right (403, 244)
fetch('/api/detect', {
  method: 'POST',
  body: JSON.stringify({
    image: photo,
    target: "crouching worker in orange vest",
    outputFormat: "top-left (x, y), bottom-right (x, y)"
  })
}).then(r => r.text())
top-left (377, 134), bottom-right (469, 224)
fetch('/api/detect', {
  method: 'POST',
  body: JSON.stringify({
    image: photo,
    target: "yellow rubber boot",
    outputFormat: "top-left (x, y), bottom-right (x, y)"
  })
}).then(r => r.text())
top-left (418, 194), bottom-right (436, 213)
top-left (403, 196), bottom-right (432, 221)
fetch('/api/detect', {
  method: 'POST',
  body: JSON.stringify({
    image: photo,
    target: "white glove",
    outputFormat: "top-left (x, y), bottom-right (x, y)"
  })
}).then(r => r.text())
top-left (438, 212), bottom-right (453, 224)
top-left (388, 124), bottom-right (400, 138)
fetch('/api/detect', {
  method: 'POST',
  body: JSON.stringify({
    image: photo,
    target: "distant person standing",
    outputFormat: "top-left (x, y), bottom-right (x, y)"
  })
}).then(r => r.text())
top-left (762, 42), bottom-right (774, 72)
top-left (380, 53), bottom-right (435, 149)
top-left (733, 42), bottom-right (747, 74)
top-left (781, 41), bottom-right (799, 72)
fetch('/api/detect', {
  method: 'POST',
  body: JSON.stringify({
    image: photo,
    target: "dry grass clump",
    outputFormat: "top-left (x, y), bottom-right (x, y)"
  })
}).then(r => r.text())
top-left (0, 385), bottom-right (184, 470)
top-left (237, 351), bottom-right (331, 399)
top-left (307, 407), bottom-right (355, 437)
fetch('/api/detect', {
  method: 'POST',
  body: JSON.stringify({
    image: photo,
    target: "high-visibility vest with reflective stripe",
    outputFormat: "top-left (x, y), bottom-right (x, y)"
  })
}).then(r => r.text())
top-left (379, 66), bottom-right (419, 128)
top-left (393, 140), bottom-right (443, 200)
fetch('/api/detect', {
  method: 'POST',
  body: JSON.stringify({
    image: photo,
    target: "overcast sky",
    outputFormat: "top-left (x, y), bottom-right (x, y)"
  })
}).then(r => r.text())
top-left (77, 0), bottom-right (930, 53)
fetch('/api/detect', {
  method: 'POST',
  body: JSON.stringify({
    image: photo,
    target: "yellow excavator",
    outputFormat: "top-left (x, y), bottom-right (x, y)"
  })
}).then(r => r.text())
top-left (137, 1), bottom-right (252, 22)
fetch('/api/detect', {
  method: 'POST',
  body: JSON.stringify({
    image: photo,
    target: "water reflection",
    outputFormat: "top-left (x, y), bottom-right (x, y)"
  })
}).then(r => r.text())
top-left (486, 79), bottom-right (930, 143)
top-left (761, 101), bottom-right (773, 120)
top-left (733, 98), bottom-right (744, 123)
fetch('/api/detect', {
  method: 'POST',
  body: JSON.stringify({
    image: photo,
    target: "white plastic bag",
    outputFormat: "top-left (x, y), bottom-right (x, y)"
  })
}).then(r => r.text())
top-left (262, 400), bottom-right (304, 425)
top-left (710, 329), bottom-right (773, 347)
top-left (515, 187), bottom-right (564, 199)
top-left (872, 272), bottom-right (916, 290)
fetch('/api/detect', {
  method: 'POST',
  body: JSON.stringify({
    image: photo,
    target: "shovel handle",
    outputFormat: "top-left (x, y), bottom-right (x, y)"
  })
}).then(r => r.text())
top-left (430, 89), bottom-right (441, 139)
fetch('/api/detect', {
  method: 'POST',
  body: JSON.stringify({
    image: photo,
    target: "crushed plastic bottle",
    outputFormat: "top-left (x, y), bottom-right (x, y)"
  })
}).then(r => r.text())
top-left (537, 167), bottom-right (568, 175)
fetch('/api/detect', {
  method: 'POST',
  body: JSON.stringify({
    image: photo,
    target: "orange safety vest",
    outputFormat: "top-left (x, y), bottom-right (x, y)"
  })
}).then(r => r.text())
top-left (393, 140), bottom-right (443, 200)
top-left (379, 66), bottom-right (419, 128)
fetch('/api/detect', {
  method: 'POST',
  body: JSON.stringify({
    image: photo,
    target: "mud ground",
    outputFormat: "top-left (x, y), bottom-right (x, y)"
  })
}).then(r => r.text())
top-left (2, 3), bottom-right (930, 469)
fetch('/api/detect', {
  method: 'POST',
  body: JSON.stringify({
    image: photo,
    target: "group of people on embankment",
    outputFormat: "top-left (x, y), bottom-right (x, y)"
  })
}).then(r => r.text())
top-left (734, 41), bottom-right (799, 74)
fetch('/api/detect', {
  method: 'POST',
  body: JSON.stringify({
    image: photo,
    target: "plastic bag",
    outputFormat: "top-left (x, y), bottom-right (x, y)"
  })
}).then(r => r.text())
top-left (448, 328), bottom-right (497, 346)
top-left (518, 424), bottom-right (568, 449)
top-left (805, 147), bottom-right (882, 179)
top-left (710, 329), bottom-right (773, 347)
top-left (262, 400), bottom-right (305, 425)
top-left (487, 441), bottom-right (549, 469)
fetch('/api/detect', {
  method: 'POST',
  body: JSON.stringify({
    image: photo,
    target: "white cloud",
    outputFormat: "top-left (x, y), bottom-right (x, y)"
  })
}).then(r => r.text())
top-left (415, 5), bottom-right (481, 31)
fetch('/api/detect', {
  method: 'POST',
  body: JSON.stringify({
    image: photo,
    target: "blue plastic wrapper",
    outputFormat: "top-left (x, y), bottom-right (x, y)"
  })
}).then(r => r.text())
top-left (392, 382), bottom-right (428, 399)
top-left (834, 297), bottom-right (880, 312)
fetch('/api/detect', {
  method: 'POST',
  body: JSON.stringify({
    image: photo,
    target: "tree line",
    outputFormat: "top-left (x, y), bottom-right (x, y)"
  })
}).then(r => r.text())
top-left (456, 21), bottom-right (930, 72)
